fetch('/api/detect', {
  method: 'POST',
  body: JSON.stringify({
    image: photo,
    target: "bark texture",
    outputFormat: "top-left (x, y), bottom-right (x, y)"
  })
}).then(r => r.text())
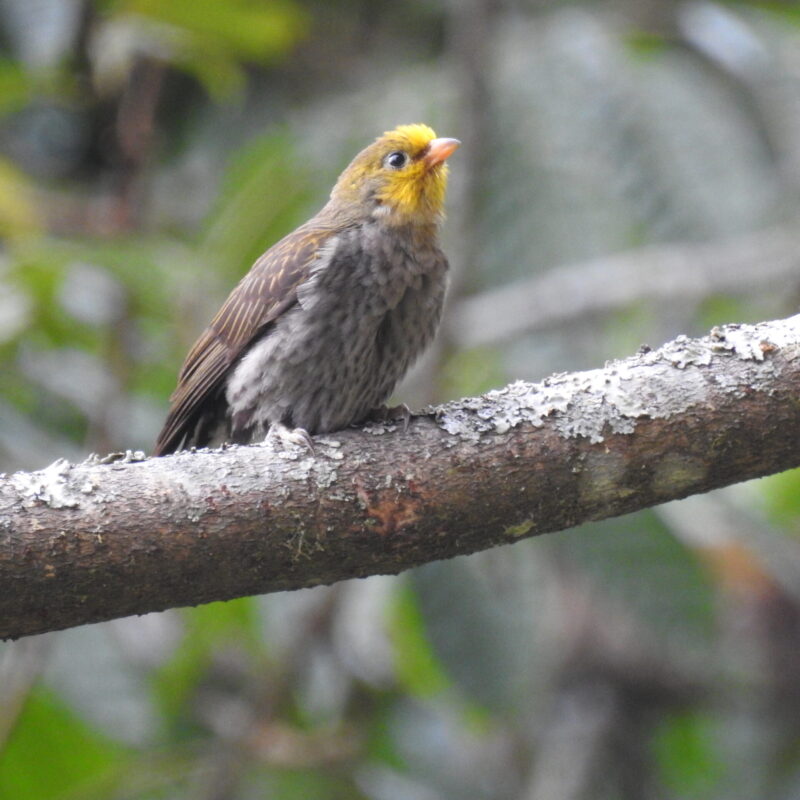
top-left (2, 316), bottom-right (800, 639)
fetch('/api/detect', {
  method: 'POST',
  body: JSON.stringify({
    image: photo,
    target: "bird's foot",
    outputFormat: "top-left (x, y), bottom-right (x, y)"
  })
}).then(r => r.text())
top-left (267, 422), bottom-right (315, 454)
top-left (368, 403), bottom-right (413, 431)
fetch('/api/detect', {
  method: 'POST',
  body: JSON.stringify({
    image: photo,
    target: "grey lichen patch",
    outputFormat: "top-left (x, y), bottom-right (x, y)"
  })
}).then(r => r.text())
top-left (316, 437), bottom-right (345, 460)
top-left (246, 435), bottom-right (342, 490)
top-left (87, 450), bottom-right (146, 466)
top-left (651, 453), bottom-right (707, 497)
top-left (248, 444), bottom-right (340, 491)
top-left (437, 381), bottom-right (572, 443)
top-left (362, 420), bottom-right (400, 435)
top-left (436, 315), bottom-right (800, 444)
top-left (710, 316), bottom-right (800, 362)
top-left (11, 458), bottom-right (82, 509)
top-left (437, 361), bottom-right (707, 445)
top-left (305, 459), bottom-right (340, 490)
top-left (653, 335), bottom-right (713, 369)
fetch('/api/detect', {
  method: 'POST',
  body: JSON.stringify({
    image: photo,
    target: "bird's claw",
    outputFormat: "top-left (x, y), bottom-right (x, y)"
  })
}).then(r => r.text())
top-left (268, 422), bottom-right (315, 454)
top-left (369, 403), bottom-right (413, 432)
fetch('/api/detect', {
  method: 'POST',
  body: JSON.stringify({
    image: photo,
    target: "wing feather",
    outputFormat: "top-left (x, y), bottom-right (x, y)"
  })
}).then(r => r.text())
top-left (154, 223), bottom-right (336, 455)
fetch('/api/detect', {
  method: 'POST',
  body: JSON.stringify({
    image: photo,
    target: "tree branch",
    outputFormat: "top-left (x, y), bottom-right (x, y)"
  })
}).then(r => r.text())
top-left (3, 316), bottom-right (800, 640)
top-left (448, 226), bottom-right (800, 347)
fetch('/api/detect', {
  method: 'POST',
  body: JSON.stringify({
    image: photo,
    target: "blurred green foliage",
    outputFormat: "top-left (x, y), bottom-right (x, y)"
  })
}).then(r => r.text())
top-left (654, 712), bottom-right (725, 799)
top-left (2, 0), bottom-right (800, 799)
top-left (100, 0), bottom-right (308, 98)
top-left (388, 585), bottom-right (450, 699)
top-left (761, 469), bottom-right (800, 531)
top-left (203, 130), bottom-right (314, 280)
top-left (558, 512), bottom-right (716, 647)
top-left (152, 598), bottom-right (265, 735)
top-left (0, 690), bottom-right (129, 799)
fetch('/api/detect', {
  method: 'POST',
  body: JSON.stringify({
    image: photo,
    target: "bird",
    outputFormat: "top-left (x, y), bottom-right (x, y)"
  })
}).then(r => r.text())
top-left (153, 123), bottom-right (460, 456)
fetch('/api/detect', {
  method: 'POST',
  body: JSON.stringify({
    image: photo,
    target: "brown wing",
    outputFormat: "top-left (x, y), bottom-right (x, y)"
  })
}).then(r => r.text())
top-left (154, 223), bottom-right (335, 455)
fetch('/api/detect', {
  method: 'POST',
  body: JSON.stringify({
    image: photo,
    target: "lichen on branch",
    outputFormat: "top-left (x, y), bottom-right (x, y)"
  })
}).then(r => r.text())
top-left (1, 314), bottom-right (800, 640)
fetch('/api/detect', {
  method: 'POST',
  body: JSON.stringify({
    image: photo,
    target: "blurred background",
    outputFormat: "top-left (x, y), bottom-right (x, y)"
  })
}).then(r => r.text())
top-left (2, 0), bottom-right (800, 798)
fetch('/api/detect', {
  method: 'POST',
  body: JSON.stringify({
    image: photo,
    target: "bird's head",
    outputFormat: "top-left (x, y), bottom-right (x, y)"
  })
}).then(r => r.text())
top-left (329, 124), bottom-right (460, 227)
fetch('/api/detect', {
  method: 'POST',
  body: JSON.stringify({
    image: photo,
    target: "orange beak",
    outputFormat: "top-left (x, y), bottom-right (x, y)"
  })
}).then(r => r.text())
top-left (424, 137), bottom-right (461, 168)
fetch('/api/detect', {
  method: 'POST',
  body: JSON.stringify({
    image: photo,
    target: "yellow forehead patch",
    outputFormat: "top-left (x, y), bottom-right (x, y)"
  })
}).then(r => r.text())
top-left (367, 124), bottom-right (449, 223)
top-left (330, 123), bottom-right (450, 224)
top-left (379, 123), bottom-right (437, 155)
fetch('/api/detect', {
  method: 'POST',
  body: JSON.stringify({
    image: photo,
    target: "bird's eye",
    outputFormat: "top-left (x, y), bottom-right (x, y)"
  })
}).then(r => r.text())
top-left (384, 151), bottom-right (408, 170)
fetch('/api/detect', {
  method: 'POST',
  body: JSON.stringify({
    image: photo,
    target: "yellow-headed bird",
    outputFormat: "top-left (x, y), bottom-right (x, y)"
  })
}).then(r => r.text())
top-left (155, 124), bottom-right (459, 455)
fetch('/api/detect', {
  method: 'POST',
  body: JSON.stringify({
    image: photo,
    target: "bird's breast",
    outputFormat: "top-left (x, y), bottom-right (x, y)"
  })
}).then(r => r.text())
top-left (226, 221), bottom-right (448, 435)
top-left (299, 222), bottom-right (445, 313)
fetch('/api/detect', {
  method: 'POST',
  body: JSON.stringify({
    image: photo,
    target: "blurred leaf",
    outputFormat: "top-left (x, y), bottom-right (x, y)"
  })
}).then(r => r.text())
top-left (43, 623), bottom-right (164, 748)
top-left (441, 346), bottom-right (508, 400)
top-left (183, 595), bottom-right (263, 652)
top-left (387, 584), bottom-right (450, 698)
top-left (698, 293), bottom-right (776, 330)
top-left (760, 467), bottom-right (800, 530)
top-left (171, 47), bottom-right (248, 98)
top-left (152, 597), bottom-right (263, 729)
top-left (102, 0), bottom-right (308, 98)
top-left (654, 711), bottom-right (725, 799)
top-left (0, 58), bottom-right (34, 113)
top-left (116, 0), bottom-right (307, 60)
top-left (558, 511), bottom-right (716, 647)
top-left (1, 237), bottom-right (182, 449)
top-left (603, 303), bottom-right (656, 359)
top-left (748, 2), bottom-right (800, 27)
top-left (624, 31), bottom-right (671, 58)
top-left (0, 689), bottom-right (128, 800)
top-left (203, 130), bottom-right (314, 279)
top-left (412, 547), bottom-right (549, 714)
top-left (363, 699), bottom-right (406, 771)
top-left (0, 158), bottom-right (40, 236)
top-left (0, 271), bottom-right (32, 344)
top-left (697, 294), bottom-right (748, 329)
top-left (254, 768), bottom-right (365, 800)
